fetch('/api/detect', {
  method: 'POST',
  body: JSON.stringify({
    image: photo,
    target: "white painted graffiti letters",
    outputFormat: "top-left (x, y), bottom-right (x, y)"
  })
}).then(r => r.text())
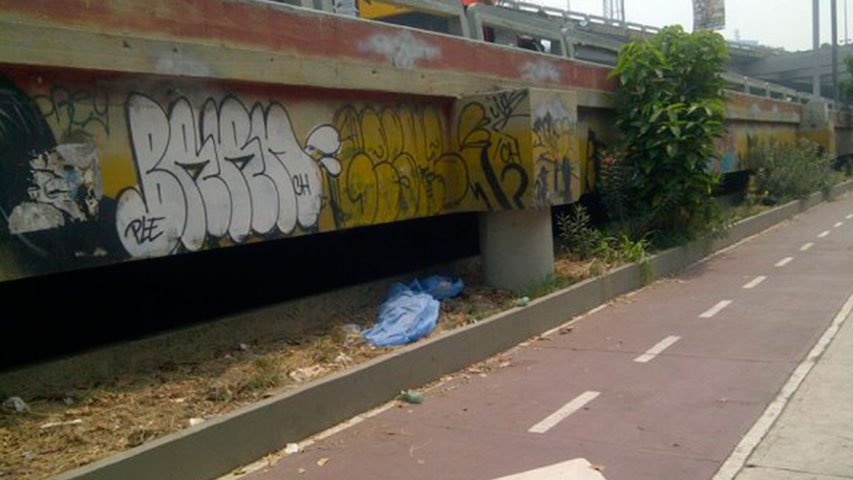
top-left (116, 94), bottom-right (341, 258)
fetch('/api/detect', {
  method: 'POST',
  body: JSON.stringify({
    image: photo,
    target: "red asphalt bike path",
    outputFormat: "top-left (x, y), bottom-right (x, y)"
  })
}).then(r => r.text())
top-left (242, 194), bottom-right (853, 480)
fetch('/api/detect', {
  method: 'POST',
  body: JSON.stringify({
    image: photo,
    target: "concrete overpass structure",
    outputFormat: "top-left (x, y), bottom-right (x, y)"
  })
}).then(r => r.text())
top-left (738, 44), bottom-right (853, 100)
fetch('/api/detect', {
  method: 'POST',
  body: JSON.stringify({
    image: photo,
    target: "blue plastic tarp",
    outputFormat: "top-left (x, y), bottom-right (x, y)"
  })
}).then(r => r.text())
top-left (362, 276), bottom-right (464, 347)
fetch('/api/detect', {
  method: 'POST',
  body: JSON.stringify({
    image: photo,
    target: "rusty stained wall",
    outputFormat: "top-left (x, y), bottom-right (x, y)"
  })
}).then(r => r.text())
top-left (0, 68), bottom-right (583, 281)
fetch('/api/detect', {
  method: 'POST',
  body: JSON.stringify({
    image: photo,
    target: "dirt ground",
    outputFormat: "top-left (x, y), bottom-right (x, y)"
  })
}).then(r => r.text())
top-left (0, 278), bottom-right (527, 480)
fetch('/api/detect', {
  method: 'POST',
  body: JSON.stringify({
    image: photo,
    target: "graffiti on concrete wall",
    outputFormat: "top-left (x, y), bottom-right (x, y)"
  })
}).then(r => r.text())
top-left (33, 84), bottom-right (111, 140)
top-left (714, 122), bottom-right (798, 173)
top-left (456, 91), bottom-right (532, 210)
top-left (116, 94), bottom-right (341, 257)
top-left (0, 77), bottom-right (106, 239)
top-left (531, 94), bottom-right (578, 207)
top-left (1, 71), bottom-right (589, 281)
top-left (329, 105), bottom-right (468, 228)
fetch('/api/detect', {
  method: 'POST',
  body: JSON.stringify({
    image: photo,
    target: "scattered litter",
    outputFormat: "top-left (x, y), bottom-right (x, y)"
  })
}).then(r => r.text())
top-left (172, 398), bottom-right (186, 404)
top-left (340, 324), bottom-right (363, 345)
top-left (334, 353), bottom-right (353, 365)
top-left (3, 396), bottom-right (30, 413)
top-left (61, 396), bottom-right (76, 406)
top-left (513, 296), bottom-right (530, 307)
top-left (317, 457), bottom-right (329, 467)
top-left (289, 365), bottom-right (329, 383)
top-left (363, 284), bottom-right (440, 347)
top-left (22, 451), bottom-right (36, 461)
top-left (189, 418), bottom-right (204, 427)
top-left (398, 390), bottom-right (424, 404)
top-left (362, 276), bottom-right (464, 347)
top-left (39, 419), bottom-right (83, 429)
top-left (498, 360), bottom-right (512, 368)
top-left (298, 467), bottom-right (307, 474)
top-left (558, 326), bottom-right (574, 335)
top-left (285, 443), bottom-right (300, 455)
top-left (238, 343), bottom-right (251, 352)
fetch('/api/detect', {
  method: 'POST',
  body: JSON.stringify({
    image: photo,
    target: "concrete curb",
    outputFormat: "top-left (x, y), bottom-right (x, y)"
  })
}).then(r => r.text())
top-left (51, 181), bottom-right (853, 480)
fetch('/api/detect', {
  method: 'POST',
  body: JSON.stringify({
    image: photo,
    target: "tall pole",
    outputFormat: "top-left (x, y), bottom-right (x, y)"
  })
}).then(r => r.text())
top-left (814, 0), bottom-right (822, 98)
top-left (619, 0), bottom-right (625, 24)
top-left (833, 0), bottom-right (839, 105)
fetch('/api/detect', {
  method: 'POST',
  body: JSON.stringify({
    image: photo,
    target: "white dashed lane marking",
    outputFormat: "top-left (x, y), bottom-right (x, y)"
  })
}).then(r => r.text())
top-left (819, 230), bottom-right (831, 238)
top-left (700, 300), bottom-right (733, 318)
top-left (634, 336), bottom-right (681, 363)
top-left (800, 242), bottom-right (814, 251)
top-left (743, 276), bottom-right (767, 289)
top-left (528, 391), bottom-right (600, 434)
top-left (775, 257), bottom-right (793, 267)
top-left (835, 222), bottom-right (844, 228)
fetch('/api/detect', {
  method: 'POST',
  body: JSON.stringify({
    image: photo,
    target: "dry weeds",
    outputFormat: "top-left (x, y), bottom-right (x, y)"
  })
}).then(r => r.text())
top-left (0, 282), bottom-right (522, 480)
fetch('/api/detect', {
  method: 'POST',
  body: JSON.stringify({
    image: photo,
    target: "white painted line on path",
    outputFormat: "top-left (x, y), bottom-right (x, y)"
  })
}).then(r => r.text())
top-left (699, 300), bottom-right (733, 318)
top-left (775, 257), bottom-right (794, 267)
top-left (528, 391), bottom-right (600, 434)
top-left (835, 222), bottom-right (844, 228)
top-left (712, 290), bottom-right (853, 480)
top-left (742, 276), bottom-right (767, 289)
top-left (800, 242), bottom-right (814, 251)
top-left (491, 458), bottom-right (607, 480)
top-left (847, 214), bottom-right (853, 220)
top-left (634, 336), bottom-right (681, 363)
top-left (818, 230), bottom-right (831, 238)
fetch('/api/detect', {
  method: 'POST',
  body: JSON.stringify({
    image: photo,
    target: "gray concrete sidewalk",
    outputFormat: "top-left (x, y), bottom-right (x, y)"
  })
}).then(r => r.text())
top-left (734, 302), bottom-right (853, 480)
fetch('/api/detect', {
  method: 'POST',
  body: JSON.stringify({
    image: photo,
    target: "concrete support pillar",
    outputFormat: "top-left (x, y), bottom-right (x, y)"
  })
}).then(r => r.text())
top-left (479, 209), bottom-right (554, 292)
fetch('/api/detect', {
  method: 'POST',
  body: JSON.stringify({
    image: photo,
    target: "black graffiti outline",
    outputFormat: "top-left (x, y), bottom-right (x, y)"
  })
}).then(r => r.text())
top-left (488, 90), bottom-right (528, 132)
top-left (331, 105), bottom-right (470, 227)
top-left (458, 102), bottom-right (530, 211)
top-left (33, 84), bottom-right (110, 138)
top-left (532, 112), bottom-right (578, 204)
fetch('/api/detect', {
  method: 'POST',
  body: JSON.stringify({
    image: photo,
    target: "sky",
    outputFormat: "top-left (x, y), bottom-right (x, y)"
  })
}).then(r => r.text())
top-left (532, 0), bottom-right (853, 52)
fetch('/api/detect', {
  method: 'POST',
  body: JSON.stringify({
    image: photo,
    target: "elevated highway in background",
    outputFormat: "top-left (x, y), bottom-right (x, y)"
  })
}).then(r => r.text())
top-left (739, 43), bottom-right (853, 100)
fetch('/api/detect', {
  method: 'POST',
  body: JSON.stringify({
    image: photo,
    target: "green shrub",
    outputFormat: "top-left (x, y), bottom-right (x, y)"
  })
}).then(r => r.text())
top-left (749, 138), bottom-right (832, 203)
top-left (557, 204), bottom-right (649, 266)
top-left (610, 25), bottom-right (729, 238)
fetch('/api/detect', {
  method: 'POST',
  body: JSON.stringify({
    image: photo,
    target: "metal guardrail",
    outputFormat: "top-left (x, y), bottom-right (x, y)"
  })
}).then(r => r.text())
top-left (465, 3), bottom-right (568, 56)
top-left (493, 0), bottom-right (769, 54)
top-left (268, 0), bottom-right (831, 107)
top-left (721, 73), bottom-right (836, 108)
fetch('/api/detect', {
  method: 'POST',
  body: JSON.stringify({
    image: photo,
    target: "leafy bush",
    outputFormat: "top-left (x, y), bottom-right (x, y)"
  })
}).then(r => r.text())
top-left (610, 25), bottom-right (729, 237)
top-left (596, 151), bottom-right (635, 225)
top-left (557, 204), bottom-right (649, 265)
top-left (749, 138), bottom-right (832, 203)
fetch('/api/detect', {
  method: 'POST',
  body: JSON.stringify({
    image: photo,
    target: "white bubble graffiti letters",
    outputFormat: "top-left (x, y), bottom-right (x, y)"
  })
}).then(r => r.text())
top-left (116, 94), bottom-right (341, 258)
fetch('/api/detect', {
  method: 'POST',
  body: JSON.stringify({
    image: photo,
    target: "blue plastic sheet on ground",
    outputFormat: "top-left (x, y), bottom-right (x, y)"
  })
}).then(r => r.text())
top-left (363, 276), bottom-right (464, 347)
